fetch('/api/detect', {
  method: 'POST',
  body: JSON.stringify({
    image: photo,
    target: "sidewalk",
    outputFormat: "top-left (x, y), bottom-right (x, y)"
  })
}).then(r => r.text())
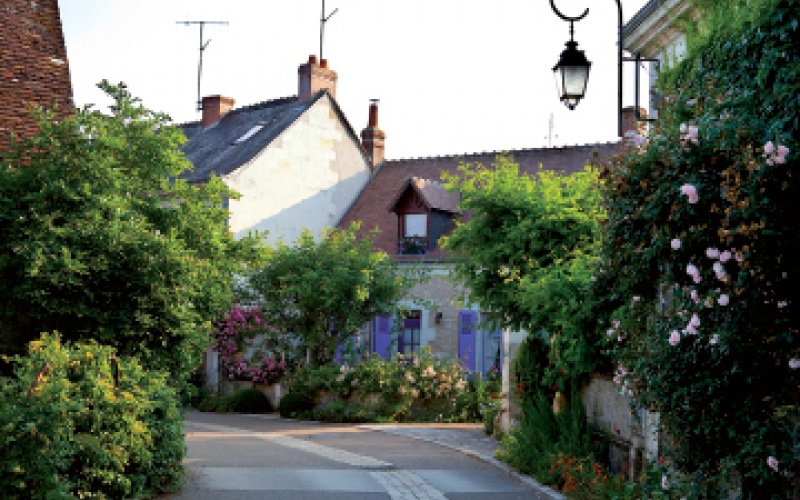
top-left (357, 423), bottom-right (564, 500)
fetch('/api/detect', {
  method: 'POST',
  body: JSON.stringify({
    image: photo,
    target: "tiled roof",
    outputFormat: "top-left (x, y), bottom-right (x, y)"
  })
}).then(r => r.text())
top-left (388, 177), bottom-right (461, 214)
top-left (177, 95), bottom-right (311, 183)
top-left (339, 142), bottom-right (620, 260)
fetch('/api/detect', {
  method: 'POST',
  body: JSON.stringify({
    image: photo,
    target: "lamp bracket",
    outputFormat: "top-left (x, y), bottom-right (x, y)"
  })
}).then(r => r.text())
top-left (549, 0), bottom-right (588, 42)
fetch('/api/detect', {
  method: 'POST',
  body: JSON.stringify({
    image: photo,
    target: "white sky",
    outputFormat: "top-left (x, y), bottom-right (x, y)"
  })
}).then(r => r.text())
top-left (58, 0), bottom-right (651, 159)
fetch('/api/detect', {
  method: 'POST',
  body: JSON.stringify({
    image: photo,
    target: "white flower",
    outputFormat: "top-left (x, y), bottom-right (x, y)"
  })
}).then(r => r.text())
top-left (718, 294), bottom-right (730, 306)
top-left (767, 456), bottom-right (779, 472)
top-left (669, 331), bottom-right (681, 346)
top-left (789, 358), bottom-right (800, 369)
top-left (706, 248), bottom-right (720, 259)
top-left (671, 238), bottom-right (682, 250)
top-left (710, 334), bottom-right (720, 345)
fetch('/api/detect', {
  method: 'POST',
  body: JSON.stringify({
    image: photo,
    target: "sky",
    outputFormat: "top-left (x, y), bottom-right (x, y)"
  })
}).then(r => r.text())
top-left (58, 0), bottom-right (651, 160)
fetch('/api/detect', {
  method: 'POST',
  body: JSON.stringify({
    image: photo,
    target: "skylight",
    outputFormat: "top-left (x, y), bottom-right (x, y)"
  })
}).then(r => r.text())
top-left (233, 125), bottom-right (263, 145)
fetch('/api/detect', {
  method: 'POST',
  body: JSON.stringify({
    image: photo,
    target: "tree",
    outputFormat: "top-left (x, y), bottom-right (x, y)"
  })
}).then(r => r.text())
top-left (441, 156), bottom-right (605, 392)
top-left (599, 0), bottom-right (799, 495)
top-left (244, 223), bottom-right (420, 365)
top-left (0, 82), bottom-right (258, 380)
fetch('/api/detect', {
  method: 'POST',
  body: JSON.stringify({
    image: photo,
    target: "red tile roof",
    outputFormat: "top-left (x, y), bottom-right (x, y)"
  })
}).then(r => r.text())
top-left (338, 143), bottom-right (619, 260)
top-left (0, 0), bottom-right (73, 152)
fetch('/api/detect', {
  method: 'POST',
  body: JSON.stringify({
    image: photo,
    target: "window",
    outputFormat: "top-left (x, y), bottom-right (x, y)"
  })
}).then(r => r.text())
top-left (399, 310), bottom-right (422, 355)
top-left (404, 214), bottom-right (427, 237)
top-left (399, 214), bottom-right (428, 255)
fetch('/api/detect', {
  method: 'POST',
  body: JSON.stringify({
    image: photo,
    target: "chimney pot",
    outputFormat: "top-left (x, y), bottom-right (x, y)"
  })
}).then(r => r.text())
top-left (361, 99), bottom-right (385, 172)
top-left (201, 95), bottom-right (235, 129)
top-left (298, 55), bottom-right (337, 100)
top-left (320, 59), bottom-right (328, 69)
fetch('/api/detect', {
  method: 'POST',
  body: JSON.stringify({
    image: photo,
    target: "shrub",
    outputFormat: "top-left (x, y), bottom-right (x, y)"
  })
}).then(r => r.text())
top-left (0, 333), bottom-right (184, 499)
top-left (278, 392), bottom-right (315, 419)
top-left (226, 388), bottom-right (273, 414)
top-left (497, 393), bottom-right (600, 481)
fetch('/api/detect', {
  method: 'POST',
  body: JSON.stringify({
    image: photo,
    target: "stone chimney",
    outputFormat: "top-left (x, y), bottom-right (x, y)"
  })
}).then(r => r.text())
top-left (298, 55), bottom-right (338, 100)
top-left (201, 95), bottom-right (235, 129)
top-left (361, 99), bottom-right (386, 172)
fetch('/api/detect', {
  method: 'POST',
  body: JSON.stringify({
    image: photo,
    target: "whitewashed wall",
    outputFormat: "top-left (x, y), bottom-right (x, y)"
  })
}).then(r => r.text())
top-left (223, 95), bottom-right (371, 244)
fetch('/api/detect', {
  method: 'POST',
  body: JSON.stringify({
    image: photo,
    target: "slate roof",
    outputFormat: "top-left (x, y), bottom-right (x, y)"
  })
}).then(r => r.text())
top-left (388, 177), bottom-right (461, 214)
top-left (338, 143), bottom-right (620, 260)
top-left (177, 90), bottom-right (365, 183)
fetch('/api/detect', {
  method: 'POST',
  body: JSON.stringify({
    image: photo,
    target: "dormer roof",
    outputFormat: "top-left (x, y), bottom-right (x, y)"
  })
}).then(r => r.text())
top-left (388, 177), bottom-right (461, 214)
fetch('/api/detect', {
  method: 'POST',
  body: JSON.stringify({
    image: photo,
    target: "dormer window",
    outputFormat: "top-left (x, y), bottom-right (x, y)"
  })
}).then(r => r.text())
top-left (401, 214), bottom-right (428, 255)
top-left (389, 177), bottom-right (460, 256)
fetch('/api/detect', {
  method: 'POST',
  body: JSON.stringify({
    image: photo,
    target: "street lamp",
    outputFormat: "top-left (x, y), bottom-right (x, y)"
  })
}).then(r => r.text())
top-left (549, 0), bottom-right (624, 137)
top-left (552, 22), bottom-right (591, 110)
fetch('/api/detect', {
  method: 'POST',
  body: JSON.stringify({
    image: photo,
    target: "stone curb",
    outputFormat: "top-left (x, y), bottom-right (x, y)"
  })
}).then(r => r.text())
top-left (358, 424), bottom-right (565, 500)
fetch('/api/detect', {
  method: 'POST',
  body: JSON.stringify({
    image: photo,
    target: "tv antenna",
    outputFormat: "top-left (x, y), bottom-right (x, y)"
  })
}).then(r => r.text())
top-left (320, 0), bottom-right (338, 61)
top-left (177, 20), bottom-right (229, 111)
top-left (545, 113), bottom-right (558, 147)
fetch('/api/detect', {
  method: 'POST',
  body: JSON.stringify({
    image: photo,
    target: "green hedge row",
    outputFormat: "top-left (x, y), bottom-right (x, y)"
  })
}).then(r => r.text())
top-left (0, 333), bottom-right (184, 499)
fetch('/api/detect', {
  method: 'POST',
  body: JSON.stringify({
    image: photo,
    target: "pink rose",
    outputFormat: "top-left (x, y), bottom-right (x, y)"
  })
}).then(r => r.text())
top-left (706, 248), bottom-right (720, 259)
top-left (686, 263), bottom-right (700, 278)
top-left (789, 358), bottom-right (800, 369)
top-left (764, 141), bottom-right (775, 155)
top-left (718, 294), bottom-right (730, 306)
top-left (767, 456), bottom-right (779, 472)
top-left (671, 238), bottom-right (682, 250)
top-left (669, 331), bottom-right (681, 346)
top-left (680, 184), bottom-right (699, 204)
top-left (719, 250), bottom-right (732, 263)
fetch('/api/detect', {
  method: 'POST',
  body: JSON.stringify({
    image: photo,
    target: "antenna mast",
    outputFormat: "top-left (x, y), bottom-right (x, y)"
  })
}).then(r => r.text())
top-left (320, 0), bottom-right (338, 61)
top-left (177, 20), bottom-right (229, 111)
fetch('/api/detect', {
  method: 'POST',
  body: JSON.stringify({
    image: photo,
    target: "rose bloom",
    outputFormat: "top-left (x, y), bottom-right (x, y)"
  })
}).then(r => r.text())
top-left (719, 250), bottom-right (732, 263)
top-left (718, 294), bottom-right (730, 306)
top-left (767, 456), bottom-right (779, 472)
top-left (706, 248), bottom-right (720, 259)
top-left (669, 331), bottom-right (681, 346)
top-left (671, 238), bottom-right (681, 250)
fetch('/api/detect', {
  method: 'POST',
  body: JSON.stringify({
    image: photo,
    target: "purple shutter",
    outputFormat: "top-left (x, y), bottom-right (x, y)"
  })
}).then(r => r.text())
top-left (334, 343), bottom-right (344, 363)
top-left (459, 310), bottom-right (478, 371)
top-left (374, 315), bottom-right (393, 360)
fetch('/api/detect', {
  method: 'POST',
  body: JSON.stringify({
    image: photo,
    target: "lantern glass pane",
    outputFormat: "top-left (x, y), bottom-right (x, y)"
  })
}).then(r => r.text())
top-left (562, 66), bottom-right (589, 97)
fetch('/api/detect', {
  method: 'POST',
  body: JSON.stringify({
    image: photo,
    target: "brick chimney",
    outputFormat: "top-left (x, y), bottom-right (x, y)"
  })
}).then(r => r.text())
top-left (621, 106), bottom-right (648, 138)
top-left (361, 99), bottom-right (385, 172)
top-left (298, 55), bottom-right (338, 100)
top-left (201, 95), bottom-right (235, 129)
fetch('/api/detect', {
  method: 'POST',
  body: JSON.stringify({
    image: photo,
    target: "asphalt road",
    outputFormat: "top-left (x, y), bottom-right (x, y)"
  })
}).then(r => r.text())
top-left (165, 411), bottom-right (555, 500)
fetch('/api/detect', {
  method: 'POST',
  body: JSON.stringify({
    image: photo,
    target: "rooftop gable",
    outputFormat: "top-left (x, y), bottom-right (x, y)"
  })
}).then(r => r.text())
top-left (340, 142), bottom-right (618, 259)
top-left (388, 177), bottom-right (461, 214)
top-left (178, 90), bottom-right (370, 183)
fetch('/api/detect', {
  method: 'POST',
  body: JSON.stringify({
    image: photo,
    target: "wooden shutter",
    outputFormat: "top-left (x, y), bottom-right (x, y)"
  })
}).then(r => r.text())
top-left (373, 315), bottom-right (393, 360)
top-left (458, 310), bottom-right (478, 371)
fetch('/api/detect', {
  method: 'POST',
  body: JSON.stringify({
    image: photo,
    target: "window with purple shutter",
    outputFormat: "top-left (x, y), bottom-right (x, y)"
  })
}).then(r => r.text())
top-left (373, 315), bottom-right (393, 360)
top-left (458, 310), bottom-right (478, 371)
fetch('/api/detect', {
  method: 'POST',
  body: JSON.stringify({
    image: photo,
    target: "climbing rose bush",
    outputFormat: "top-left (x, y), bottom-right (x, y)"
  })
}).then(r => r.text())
top-left (600, 90), bottom-right (798, 496)
top-left (212, 305), bottom-right (287, 384)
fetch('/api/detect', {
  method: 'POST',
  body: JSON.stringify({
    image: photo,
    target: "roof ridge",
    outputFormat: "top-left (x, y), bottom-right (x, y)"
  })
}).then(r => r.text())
top-left (171, 95), bottom-right (300, 128)
top-left (384, 141), bottom-right (620, 163)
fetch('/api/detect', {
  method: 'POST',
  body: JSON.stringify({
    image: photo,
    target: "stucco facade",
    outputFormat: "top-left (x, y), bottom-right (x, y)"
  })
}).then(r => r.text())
top-left (222, 95), bottom-right (370, 244)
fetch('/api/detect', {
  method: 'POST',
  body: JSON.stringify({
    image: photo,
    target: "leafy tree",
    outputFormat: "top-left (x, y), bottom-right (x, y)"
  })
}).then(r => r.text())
top-left (441, 156), bottom-right (605, 392)
top-left (244, 223), bottom-right (420, 365)
top-left (599, 0), bottom-right (799, 496)
top-left (0, 82), bottom-right (258, 380)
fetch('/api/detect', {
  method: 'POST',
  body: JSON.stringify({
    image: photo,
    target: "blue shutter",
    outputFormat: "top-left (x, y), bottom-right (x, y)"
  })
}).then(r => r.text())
top-left (459, 310), bottom-right (478, 371)
top-left (373, 315), bottom-right (393, 360)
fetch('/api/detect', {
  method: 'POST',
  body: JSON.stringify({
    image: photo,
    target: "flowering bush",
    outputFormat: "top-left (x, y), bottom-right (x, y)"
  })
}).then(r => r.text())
top-left (285, 348), bottom-right (471, 422)
top-left (212, 305), bottom-right (287, 384)
top-left (597, 0), bottom-right (799, 496)
top-left (0, 333), bottom-right (183, 498)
